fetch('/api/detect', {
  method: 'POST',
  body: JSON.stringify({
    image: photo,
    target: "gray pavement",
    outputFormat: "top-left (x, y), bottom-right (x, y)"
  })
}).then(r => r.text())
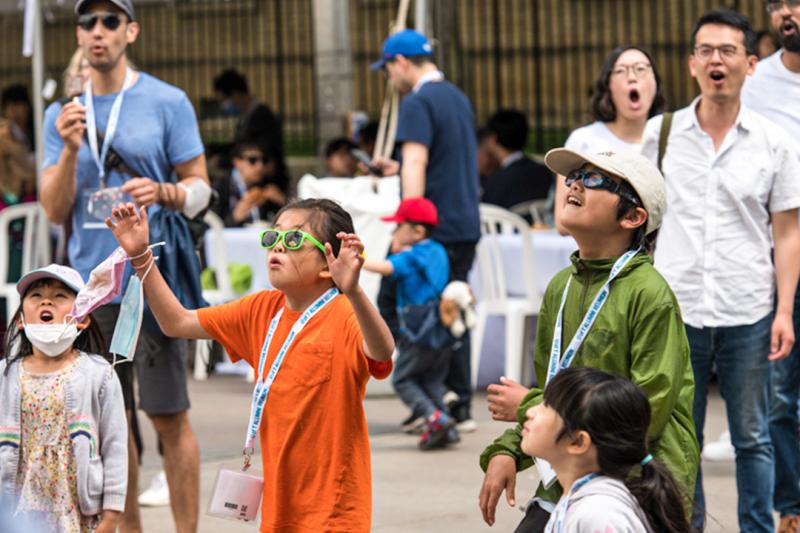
top-left (136, 376), bottom-right (738, 532)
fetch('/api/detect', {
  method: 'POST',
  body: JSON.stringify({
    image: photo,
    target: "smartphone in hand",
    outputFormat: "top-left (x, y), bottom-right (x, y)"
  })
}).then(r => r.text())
top-left (350, 148), bottom-right (384, 176)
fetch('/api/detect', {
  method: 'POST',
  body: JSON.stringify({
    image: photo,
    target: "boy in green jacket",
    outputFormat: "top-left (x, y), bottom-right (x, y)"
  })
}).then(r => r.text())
top-left (478, 148), bottom-right (698, 531)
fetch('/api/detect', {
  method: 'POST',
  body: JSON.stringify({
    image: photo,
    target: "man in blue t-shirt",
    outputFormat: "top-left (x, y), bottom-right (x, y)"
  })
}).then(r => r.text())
top-left (40, 1), bottom-right (207, 530)
top-left (364, 197), bottom-right (458, 449)
top-left (371, 29), bottom-right (480, 432)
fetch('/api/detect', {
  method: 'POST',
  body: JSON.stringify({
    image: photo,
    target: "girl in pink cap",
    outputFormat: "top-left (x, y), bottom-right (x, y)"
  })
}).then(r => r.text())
top-left (0, 264), bottom-right (127, 533)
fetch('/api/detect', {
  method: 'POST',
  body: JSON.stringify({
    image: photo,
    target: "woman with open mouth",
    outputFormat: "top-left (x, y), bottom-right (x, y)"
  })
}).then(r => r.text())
top-left (556, 45), bottom-right (666, 234)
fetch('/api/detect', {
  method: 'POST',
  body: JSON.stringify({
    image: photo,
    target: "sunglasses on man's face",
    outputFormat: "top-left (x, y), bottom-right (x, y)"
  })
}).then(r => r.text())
top-left (244, 156), bottom-right (264, 165)
top-left (77, 12), bottom-right (123, 31)
top-left (259, 229), bottom-right (326, 254)
top-left (565, 168), bottom-right (641, 205)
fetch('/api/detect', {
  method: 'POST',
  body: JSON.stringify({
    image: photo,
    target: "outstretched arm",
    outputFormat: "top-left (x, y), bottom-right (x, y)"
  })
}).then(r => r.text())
top-left (325, 232), bottom-right (394, 361)
top-left (106, 203), bottom-right (210, 340)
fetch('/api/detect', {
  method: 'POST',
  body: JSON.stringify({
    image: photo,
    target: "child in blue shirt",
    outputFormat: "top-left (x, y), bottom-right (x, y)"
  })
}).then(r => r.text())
top-left (365, 197), bottom-right (456, 449)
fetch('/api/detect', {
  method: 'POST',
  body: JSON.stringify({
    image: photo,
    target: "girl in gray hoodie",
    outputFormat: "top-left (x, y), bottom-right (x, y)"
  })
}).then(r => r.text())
top-left (520, 367), bottom-right (690, 533)
top-left (0, 265), bottom-right (127, 533)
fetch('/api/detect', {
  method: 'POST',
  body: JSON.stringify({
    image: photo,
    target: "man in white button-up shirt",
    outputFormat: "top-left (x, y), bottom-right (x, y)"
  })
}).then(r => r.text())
top-left (641, 9), bottom-right (800, 533)
top-left (741, 3), bottom-right (800, 531)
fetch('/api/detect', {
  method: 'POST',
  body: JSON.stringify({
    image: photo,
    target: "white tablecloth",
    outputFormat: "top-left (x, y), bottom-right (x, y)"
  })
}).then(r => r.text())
top-left (470, 230), bottom-right (577, 387)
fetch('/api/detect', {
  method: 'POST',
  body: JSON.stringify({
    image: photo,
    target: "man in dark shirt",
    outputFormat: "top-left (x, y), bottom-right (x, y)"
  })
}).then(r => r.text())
top-left (213, 69), bottom-right (289, 196)
top-left (481, 110), bottom-right (552, 213)
top-left (371, 29), bottom-right (481, 432)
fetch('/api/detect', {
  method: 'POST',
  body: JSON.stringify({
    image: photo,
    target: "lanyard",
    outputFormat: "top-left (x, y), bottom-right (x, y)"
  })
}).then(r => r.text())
top-left (242, 287), bottom-right (338, 468)
top-left (544, 472), bottom-right (600, 533)
top-left (85, 67), bottom-right (135, 186)
top-left (547, 249), bottom-right (639, 385)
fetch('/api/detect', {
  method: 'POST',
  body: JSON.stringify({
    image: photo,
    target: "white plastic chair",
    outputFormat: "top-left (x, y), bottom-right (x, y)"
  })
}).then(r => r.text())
top-left (0, 203), bottom-right (51, 323)
top-left (193, 211), bottom-right (236, 380)
top-left (471, 204), bottom-right (542, 387)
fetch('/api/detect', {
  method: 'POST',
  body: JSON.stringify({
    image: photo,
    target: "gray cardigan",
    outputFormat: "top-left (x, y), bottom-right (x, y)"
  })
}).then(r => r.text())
top-left (0, 353), bottom-right (127, 515)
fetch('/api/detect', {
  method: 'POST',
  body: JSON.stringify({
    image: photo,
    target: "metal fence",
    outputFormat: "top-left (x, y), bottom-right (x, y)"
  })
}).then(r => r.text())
top-left (0, 0), bottom-right (776, 156)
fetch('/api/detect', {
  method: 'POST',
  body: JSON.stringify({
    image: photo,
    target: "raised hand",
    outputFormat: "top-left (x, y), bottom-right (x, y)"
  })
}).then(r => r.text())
top-left (55, 100), bottom-right (86, 152)
top-left (324, 232), bottom-right (365, 295)
top-left (105, 202), bottom-right (150, 257)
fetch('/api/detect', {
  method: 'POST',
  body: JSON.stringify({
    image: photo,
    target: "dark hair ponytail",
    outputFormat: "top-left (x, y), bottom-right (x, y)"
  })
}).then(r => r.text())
top-left (543, 367), bottom-right (690, 533)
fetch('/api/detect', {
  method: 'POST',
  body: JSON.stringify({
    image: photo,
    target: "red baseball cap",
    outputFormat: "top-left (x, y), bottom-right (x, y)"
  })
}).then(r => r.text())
top-left (381, 197), bottom-right (439, 226)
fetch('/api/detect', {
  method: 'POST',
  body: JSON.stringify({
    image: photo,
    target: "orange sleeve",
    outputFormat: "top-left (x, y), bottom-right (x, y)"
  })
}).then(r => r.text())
top-left (197, 291), bottom-right (276, 367)
top-left (343, 307), bottom-right (393, 380)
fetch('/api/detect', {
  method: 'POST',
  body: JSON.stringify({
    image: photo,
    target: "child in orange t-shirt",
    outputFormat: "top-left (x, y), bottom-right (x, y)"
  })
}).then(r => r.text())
top-left (106, 198), bottom-right (395, 533)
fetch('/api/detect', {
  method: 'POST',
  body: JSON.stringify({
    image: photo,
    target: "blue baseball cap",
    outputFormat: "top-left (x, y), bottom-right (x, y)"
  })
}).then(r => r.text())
top-left (370, 29), bottom-right (433, 70)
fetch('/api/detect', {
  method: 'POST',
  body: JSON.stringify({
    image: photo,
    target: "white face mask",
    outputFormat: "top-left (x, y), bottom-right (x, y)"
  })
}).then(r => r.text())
top-left (22, 319), bottom-right (82, 358)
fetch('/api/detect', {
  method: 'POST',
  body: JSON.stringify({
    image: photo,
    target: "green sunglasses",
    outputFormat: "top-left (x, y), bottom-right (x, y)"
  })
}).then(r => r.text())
top-left (259, 229), bottom-right (326, 254)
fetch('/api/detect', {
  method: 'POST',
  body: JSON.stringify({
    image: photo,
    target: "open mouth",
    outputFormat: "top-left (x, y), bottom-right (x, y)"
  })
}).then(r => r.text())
top-left (39, 310), bottom-right (54, 323)
top-left (566, 194), bottom-right (583, 207)
top-left (782, 20), bottom-right (798, 36)
top-left (629, 89), bottom-right (640, 103)
top-left (709, 71), bottom-right (726, 82)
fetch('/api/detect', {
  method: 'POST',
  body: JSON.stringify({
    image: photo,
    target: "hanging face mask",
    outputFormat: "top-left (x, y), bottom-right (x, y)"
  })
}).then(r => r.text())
top-left (109, 274), bottom-right (144, 363)
top-left (71, 246), bottom-right (129, 322)
top-left (108, 245), bottom-right (162, 365)
top-left (22, 320), bottom-right (82, 358)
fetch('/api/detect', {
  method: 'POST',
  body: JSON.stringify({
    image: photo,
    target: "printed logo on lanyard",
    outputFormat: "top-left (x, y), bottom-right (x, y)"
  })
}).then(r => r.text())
top-left (242, 287), bottom-right (338, 467)
top-left (547, 249), bottom-right (639, 385)
top-left (544, 472), bottom-right (600, 533)
top-left (85, 67), bottom-right (135, 186)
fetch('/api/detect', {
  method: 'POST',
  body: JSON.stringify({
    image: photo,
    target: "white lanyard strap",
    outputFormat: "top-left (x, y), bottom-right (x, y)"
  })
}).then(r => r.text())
top-left (242, 287), bottom-right (338, 467)
top-left (547, 249), bottom-right (639, 384)
top-left (544, 472), bottom-right (600, 533)
top-left (85, 67), bottom-right (135, 185)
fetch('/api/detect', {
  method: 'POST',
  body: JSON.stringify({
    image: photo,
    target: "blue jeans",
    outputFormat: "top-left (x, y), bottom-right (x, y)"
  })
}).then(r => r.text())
top-left (687, 314), bottom-right (774, 533)
top-left (392, 339), bottom-right (452, 419)
top-left (771, 288), bottom-right (800, 517)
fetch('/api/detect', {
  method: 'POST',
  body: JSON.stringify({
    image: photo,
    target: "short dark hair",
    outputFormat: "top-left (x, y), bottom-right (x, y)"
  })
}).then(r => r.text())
top-left (590, 46), bottom-right (666, 123)
top-left (324, 137), bottom-right (356, 159)
top-left (213, 69), bottom-right (249, 97)
top-left (486, 109), bottom-right (529, 152)
top-left (232, 140), bottom-right (267, 160)
top-left (691, 9), bottom-right (757, 56)
top-left (1, 84), bottom-right (30, 109)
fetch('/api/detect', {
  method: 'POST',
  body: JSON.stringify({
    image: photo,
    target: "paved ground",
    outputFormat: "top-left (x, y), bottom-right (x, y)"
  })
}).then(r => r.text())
top-left (136, 376), bottom-right (737, 532)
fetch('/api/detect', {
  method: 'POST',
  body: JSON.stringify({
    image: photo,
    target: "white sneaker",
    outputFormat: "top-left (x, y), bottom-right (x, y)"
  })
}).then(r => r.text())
top-left (138, 470), bottom-right (170, 507)
top-left (702, 430), bottom-right (735, 461)
top-left (456, 418), bottom-right (478, 433)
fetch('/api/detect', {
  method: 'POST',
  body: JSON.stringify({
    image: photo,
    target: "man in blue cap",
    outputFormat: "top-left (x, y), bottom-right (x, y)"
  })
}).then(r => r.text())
top-left (371, 29), bottom-right (481, 434)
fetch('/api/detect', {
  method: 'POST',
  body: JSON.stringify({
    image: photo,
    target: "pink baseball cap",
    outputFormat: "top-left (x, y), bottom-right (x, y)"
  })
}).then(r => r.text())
top-left (17, 264), bottom-right (86, 296)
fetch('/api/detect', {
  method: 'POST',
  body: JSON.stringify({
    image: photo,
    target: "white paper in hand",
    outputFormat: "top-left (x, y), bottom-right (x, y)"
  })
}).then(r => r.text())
top-left (535, 457), bottom-right (558, 489)
top-left (207, 466), bottom-right (263, 523)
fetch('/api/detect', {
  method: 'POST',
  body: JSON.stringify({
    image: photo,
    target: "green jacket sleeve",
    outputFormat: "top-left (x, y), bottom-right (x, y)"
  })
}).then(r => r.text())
top-left (479, 283), bottom-right (557, 473)
top-left (629, 298), bottom-right (690, 442)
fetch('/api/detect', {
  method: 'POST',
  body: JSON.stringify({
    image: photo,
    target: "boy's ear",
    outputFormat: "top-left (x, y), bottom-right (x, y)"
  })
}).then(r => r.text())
top-left (76, 316), bottom-right (92, 331)
top-left (619, 206), bottom-right (648, 231)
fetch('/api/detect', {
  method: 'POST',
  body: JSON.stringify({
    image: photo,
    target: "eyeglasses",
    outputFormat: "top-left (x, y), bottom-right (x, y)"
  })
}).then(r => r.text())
top-left (565, 168), bottom-right (641, 205)
top-left (259, 229), bottom-right (326, 254)
top-left (611, 62), bottom-right (653, 78)
top-left (244, 156), bottom-right (264, 165)
top-left (767, 0), bottom-right (800, 13)
top-left (77, 12), bottom-right (123, 31)
top-left (693, 44), bottom-right (741, 61)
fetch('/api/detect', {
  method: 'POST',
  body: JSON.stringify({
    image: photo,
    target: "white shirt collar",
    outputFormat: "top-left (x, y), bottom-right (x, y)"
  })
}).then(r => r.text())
top-left (686, 95), bottom-right (753, 133)
top-left (501, 151), bottom-right (524, 168)
top-left (412, 70), bottom-right (445, 93)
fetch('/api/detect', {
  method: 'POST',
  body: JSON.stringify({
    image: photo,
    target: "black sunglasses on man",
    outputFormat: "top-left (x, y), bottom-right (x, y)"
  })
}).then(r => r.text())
top-left (77, 12), bottom-right (124, 31)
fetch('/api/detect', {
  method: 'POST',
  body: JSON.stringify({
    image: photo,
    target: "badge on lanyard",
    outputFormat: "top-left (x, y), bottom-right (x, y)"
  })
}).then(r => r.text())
top-left (81, 67), bottom-right (136, 229)
top-left (207, 464), bottom-right (264, 523)
top-left (536, 250), bottom-right (640, 489)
